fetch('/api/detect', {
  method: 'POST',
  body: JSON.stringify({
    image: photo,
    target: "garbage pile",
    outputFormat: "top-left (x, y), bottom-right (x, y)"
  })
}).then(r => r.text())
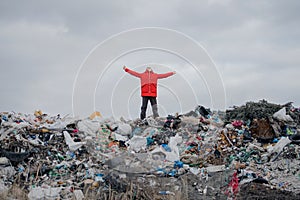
top-left (0, 101), bottom-right (300, 200)
top-left (222, 100), bottom-right (300, 199)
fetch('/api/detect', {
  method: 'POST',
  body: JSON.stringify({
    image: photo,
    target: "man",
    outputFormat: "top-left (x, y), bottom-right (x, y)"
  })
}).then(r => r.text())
top-left (123, 66), bottom-right (176, 119)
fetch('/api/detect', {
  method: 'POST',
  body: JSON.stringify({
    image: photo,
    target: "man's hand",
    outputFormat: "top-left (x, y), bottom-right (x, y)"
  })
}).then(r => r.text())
top-left (123, 66), bottom-right (127, 70)
top-left (173, 71), bottom-right (176, 75)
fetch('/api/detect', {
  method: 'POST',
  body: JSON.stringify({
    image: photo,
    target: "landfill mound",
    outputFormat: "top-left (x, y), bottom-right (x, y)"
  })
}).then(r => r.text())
top-left (0, 101), bottom-right (300, 200)
top-left (226, 100), bottom-right (279, 121)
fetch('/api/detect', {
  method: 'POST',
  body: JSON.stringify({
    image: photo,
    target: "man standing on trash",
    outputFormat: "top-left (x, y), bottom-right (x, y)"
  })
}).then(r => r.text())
top-left (123, 66), bottom-right (176, 119)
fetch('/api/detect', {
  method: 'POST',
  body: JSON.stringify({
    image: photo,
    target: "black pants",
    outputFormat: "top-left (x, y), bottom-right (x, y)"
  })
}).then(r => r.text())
top-left (141, 96), bottom-right (159, 119)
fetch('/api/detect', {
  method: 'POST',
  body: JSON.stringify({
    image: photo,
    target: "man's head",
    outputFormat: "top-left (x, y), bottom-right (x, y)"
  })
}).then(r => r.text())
top-left (146, 67), bottom-right (153, 72)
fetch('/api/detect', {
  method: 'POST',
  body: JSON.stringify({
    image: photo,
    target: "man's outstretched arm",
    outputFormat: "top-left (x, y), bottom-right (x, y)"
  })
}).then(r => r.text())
top-left (157, 71), bottom-right (176, 79)
top-left (123, 66), bottom-right (141, 78)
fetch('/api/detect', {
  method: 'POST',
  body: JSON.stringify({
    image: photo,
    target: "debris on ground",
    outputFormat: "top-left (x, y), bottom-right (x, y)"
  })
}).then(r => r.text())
top-left (0, 101), bottom-right (300, 199)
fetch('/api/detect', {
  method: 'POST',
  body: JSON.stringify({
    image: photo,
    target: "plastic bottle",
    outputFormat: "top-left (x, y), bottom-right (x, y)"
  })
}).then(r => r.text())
top-left (162, 144), bottom-right (171, 152)
top-left (159, 191), bottom-right (175, 195)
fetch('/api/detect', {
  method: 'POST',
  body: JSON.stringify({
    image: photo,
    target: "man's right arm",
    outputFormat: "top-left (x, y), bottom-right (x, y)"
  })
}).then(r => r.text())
top-left (123, 66), bottom-right (141, 78)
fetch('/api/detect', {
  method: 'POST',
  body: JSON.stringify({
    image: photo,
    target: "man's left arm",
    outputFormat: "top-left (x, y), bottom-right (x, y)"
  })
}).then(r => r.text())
top-left (157, 71), bottom-right (176, 79)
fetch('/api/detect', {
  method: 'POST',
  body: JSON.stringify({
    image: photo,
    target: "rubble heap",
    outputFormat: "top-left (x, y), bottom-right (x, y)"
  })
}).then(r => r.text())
top-left (0, 100), bottom-right (300, 200)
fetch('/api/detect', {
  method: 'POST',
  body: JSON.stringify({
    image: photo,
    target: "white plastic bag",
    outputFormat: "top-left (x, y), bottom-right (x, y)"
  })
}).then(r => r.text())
top-left (273, 107), bottom-right (293, 122)
top-left (117, 123), bottom-right (132, 136)
top-left (127, 136), bottom-right (147, 152)
top-left (166, 134), bottom-right (183, 161)
top-left (63, 131), bottom-right (86, 152)
top-left (150, 134), bottom-right (183, 162)
top-left (28, 187), bottom-right (62, 200)
top-left (77, 120), bottom-right (100, 137)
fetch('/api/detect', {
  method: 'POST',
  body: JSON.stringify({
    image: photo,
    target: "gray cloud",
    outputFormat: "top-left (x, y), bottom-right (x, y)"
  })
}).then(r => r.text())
top-left (0, 0), bottom-right (299, 118)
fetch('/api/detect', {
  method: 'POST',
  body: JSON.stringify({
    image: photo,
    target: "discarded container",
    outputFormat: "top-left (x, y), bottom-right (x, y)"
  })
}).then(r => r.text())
top-left (158, 191), bottom-right (175, 195)
top-left (162, 144), bottom-right (171, 152)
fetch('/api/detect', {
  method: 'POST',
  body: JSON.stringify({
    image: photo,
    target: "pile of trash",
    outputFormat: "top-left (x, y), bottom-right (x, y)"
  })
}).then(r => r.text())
top-left (0, 101), bottom-right (300, 199)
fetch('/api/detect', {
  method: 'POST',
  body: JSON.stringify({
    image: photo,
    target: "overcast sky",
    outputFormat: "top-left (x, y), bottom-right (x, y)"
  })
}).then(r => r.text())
top-left (0, 0), bottom-right (299, 119)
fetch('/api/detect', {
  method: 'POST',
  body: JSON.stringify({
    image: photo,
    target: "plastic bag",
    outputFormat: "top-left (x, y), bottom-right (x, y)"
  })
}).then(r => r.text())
top-left (273, 107), bottom-right (293, 122)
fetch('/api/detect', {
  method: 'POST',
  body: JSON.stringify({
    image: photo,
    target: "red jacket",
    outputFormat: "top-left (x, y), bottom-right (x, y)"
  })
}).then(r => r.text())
top-left (125, 68), bottom-right (174, 97)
